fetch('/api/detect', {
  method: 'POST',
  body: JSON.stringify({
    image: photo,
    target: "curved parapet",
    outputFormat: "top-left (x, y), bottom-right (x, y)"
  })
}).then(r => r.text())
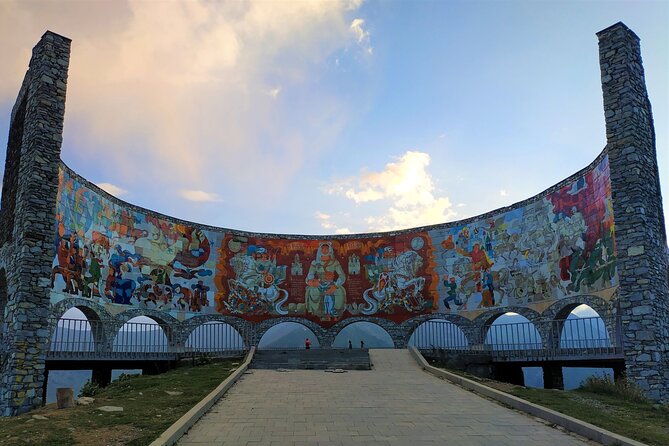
top-left (51, 148), bottom-right (618, 329)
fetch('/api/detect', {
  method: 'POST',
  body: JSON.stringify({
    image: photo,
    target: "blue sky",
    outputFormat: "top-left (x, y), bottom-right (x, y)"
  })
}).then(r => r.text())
top-left (0, 0), bottom-right (667, 237)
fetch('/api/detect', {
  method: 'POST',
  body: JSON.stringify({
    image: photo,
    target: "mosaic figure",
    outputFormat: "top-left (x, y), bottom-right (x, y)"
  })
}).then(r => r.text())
top-left (305, 242), bottom-right (346, 320)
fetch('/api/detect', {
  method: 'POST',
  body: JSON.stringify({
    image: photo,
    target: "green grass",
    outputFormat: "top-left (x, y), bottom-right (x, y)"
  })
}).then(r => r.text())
top-left (510, 387), bottom-right (669, 446)
top-left (0, 359), bottom-right (241, 446)
top-left (427, 361), bottom-right (669, 446)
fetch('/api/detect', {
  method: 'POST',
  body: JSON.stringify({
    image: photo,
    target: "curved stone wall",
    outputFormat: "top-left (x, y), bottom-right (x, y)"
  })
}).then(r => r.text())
top-left (51, 150), bottom-right (617, 328)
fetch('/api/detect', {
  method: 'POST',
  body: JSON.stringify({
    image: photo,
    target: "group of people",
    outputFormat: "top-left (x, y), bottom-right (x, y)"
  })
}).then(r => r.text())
top-left (304, 338), bottom-right (365, 349)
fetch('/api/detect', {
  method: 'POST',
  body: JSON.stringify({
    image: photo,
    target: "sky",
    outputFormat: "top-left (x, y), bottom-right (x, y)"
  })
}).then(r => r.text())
top-left (0, 0), bottom-right (667, 237)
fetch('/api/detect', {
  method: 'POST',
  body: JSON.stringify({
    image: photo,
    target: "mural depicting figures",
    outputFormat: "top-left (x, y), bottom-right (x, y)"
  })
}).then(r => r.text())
top-left (214, 236), bottom-right (435, 327)
top-left (52, 169), bottom-right (218, 315)
top-left (52, 154), bottom-right (617, 326)
top-left (305, 242), bottom-right (346, 320)
top-left (350, 245), bottom-right (428, 316)
top-left (428, 155), bottom-right (617, 313)
top-left (225, 245), bottom-right (289, 316)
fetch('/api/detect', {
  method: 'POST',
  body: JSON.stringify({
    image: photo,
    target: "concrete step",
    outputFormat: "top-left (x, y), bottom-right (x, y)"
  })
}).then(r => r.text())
top-left (251, 348), bottom-right (371, 370)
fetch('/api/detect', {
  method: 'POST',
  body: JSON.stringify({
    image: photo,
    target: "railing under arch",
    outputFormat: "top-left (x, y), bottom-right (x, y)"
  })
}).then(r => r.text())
top-left (412, 315), bottom-right (623, 362)
top-left (47, 318), bottom-right (248, 361)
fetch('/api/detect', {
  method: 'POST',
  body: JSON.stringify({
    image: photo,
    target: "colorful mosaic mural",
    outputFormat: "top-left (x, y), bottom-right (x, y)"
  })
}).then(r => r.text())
top-left (214, 235), bottom-right (436, 326)
top-left (51, 155), bottom-right (617, 326)
top-left (428, 156), bottom-right (617, 314)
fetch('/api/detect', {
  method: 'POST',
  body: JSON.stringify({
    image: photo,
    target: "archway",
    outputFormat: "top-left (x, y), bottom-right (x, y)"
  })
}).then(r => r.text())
top-left (258, 322), bottom-right (320, 349)
top-left (558, 304), bottom-right (615, 390)
top-left (408, 319), bottom-right (469, 350)
top-left (50, 307), bottom-right (97, 354)
top-left (112, 316), bottom-right (169, 354)
top-left (332, 321), bottom-right (394, 349)
top-left (186, 321), bottom-right (245, 354)
top-left (484, 312), bottom-right (542, 351)
top-left (559, 304), bottom-right (612, 350)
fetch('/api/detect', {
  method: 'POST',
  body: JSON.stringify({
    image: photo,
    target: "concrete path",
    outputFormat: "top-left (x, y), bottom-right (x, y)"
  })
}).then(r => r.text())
top-left (178, 349), bottom-right (592, 446)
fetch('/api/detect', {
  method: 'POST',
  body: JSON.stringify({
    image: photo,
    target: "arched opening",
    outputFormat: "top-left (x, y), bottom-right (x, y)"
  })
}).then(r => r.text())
top-left (47, 307), bottom-right (104, 405)
top-left (484, 312), bottom-right (542, 351)
top-left (50, 307), bottom-right (97, 354)
top-left (258, 322), bottom-right (320, 349)
top-left (559, 304), bottom-right (612, 350)
top-left (186, 322), bottom-right (245, 354)
top-left (484, 312), bottom-right (543, 388)
top-left (333, 322), bottom-right (394, 348)
top-left (113, 316), bottom-right (169, 354)
top-left (408, 319), bottom-right (469, 350)
top-left (559, 304), bottom-right (615, 390)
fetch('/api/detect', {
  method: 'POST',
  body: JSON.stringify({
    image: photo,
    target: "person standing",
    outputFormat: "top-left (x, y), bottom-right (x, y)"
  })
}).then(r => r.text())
top-left (348, 340), bottom-right (352, 350)
top-left (360, 340), bottom-right (365, 349)
top-left (305, 338), bottom-right (311, 350)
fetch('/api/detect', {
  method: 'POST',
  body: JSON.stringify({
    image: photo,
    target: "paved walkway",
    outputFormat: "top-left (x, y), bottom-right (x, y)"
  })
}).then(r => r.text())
top-left (178, 349), bottom-right (592, 446)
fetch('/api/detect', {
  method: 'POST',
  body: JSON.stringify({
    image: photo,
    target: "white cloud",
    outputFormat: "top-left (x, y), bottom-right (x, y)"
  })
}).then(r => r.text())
top-left (265, 87), bottom-right (281, 99)
top-left (327, 151), bottom-right (457, 231)
top-left (0, 1), bottom-right (368, 200)
top-left (314, 210), bottom-right (353, 233)
top-left (179, 189), bottom-right (222, 203)
top-left (350, 18), bottom-right (372, 54)
top-left (96, 182), bottom-right (127, 197)
top-left (499, 189), bottom-right (508, 197)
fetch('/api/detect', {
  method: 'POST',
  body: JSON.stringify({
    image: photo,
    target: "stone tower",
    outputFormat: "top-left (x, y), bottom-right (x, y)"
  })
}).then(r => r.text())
top-left (598, 22), bottom-right (669, 402)
top-left (0, 32), bottom-right (71, 416)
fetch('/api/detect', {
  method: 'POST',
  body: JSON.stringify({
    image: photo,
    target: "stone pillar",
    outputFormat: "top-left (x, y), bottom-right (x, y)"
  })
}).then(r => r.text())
top-left (597, 22), bottom-right (669, 402)
top-left (91, 367), bottom-right (112, 388)
top-left (493, 363), bottom-right (524, 386)
top-left (0, 31), bottom-right (71, 416)
top-left (542, 364), bottom-right (564, 390)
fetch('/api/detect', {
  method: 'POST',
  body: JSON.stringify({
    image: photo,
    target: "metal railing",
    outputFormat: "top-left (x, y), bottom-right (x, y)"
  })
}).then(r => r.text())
top-left (412, 316), bottom-right (623, 362)
top-left (45, 315), bottom-right (623, 363)
top-left (47, 318), bottom-right (247, 361)
top-left (409, 319), bottom-right (470, 351)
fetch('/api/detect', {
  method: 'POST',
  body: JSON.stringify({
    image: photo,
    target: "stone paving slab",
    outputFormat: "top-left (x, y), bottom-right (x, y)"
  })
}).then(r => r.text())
top-left (177, 349), bottom-right (594, 445)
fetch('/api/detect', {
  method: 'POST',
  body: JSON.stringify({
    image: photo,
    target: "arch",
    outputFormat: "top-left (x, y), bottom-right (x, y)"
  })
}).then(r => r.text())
top-left (256, 319), bottom-right (325, 349)
top-left (49, 297), bottom-right (111, 323)
top-left (483, 312), bottom-right (543, 351)
top-left (401, 313), bottom-right (475, 347)
top-left (557, 304), bottom-right (614, 352)
top-left (541, 296), bottom-right (617, 351)
top-left (332, 321), bottom-right (394, 348)
top-left (48, 299), bottom-right (112, 354)
top-left (111, 308), bottom-right (179, 345)
top-left (408, 319), bottom-right (470, 350)
top-left (541, 294), bottom-right (614, 322)
top-left (472, 307), bottom-right (542, 345)
top-left (180, 315), bottom-right (253, 348)
top-left (112, 316), bottom-right (170, 354)
top-left (185, 321), bottom-right (245, 353)
top-left (330, 317), bottom-right (400, 348)
top-left (50, 307), bottom-right (98, 354)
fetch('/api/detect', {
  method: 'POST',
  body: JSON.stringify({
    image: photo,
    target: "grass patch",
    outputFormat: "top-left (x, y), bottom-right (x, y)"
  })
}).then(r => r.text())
top-left (428, 362), bottom-right (669, 446)
top-left (510, 387), bottom-right (669, 446)
top-left (0, 358), bottom-right (242, 446)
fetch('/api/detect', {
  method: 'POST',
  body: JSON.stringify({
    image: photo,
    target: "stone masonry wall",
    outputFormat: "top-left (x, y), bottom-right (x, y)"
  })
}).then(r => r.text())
top-left (598, 22), bottom-right (669, 402)
top-left (0, 32), bottom-right (70, 416)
